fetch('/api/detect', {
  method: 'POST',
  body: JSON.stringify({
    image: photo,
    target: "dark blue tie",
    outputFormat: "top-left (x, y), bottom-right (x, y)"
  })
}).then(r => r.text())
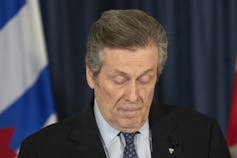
top-left (122, 132), bottom-right (138, 158)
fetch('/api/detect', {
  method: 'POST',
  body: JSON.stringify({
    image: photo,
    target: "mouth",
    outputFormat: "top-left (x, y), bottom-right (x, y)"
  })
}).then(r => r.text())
top-left (123, 110), bottom-right (139, 118)
top-left (119, 106), bottom-right (143, 118)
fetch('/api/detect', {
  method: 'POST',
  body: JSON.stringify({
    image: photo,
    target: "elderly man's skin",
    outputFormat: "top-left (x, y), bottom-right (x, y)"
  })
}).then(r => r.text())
top-left (86, 43), bottom-right (158, 133)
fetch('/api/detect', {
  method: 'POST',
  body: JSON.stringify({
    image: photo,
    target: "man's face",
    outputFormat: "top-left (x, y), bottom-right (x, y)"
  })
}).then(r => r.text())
top-left (86, 44), bottom-right (158, 133)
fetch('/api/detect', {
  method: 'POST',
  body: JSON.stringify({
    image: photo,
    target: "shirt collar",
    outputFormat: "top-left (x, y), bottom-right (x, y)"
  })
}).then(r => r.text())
top-left (139, 118), bottom-right (150, 140)
top-left (93, 99), bottom-right (150, 146)
top-left (94, 99), bottom-right (120, 147)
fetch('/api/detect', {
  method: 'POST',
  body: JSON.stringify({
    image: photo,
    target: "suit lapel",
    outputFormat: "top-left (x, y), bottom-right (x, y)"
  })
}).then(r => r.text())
top-left (67, 101), bottom-right (106, 158)
top-left (150, 103), bottom-right (184, 158)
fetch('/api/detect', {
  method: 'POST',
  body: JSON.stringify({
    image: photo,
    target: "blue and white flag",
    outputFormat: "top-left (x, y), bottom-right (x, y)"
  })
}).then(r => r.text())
top-left (0, 0), bottom-right (57, 157)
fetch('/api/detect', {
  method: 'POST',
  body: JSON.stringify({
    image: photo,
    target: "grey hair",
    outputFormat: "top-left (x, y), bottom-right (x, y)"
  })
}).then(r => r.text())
top-left (85, 9), bottom-right (168, 78)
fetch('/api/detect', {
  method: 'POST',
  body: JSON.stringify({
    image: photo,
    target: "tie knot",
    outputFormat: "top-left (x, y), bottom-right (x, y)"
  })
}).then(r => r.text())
top-left (122, 132), bottom-right (137, 144)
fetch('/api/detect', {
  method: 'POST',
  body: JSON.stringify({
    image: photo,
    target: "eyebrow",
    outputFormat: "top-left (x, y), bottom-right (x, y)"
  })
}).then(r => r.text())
top-left (137, 69), bottom-right (155, 78)
top-left (111, 68), bottom-right (155, 78)
top-left (111, 70), bottom-right (128, 77)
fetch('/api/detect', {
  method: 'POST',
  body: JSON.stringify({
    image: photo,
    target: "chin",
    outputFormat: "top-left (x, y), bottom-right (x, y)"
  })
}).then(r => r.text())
top-left (120, 121), bottom-right (144, 132)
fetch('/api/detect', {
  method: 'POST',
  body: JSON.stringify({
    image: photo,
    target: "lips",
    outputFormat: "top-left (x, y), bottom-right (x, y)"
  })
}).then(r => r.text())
top-left (119, 106), bottom-right (143, 118)
top-left (123, 110), bottom-right (139, 118)
top-left (119, 103), bottom-right (143, 110)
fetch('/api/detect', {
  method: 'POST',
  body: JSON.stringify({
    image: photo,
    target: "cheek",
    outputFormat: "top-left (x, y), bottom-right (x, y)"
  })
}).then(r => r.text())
top-left (103, 85), bottom-right (124, 103)
top-left (139, 87), bottom-right (155, 113)
top-left (95, 83), bottom-right (125, 114)
top-left (140, 85), bottom-right (156, 101)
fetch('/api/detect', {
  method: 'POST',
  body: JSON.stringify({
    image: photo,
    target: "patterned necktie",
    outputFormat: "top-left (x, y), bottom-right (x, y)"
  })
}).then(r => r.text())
top-left (122, 132), bottom-right (138, 158)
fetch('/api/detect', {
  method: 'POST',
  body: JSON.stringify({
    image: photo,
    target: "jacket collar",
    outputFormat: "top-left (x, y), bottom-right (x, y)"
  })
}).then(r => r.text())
top-left (67, 99), bottom-right (106, 158)
top-left (150, 102), bottom-right (183, 158)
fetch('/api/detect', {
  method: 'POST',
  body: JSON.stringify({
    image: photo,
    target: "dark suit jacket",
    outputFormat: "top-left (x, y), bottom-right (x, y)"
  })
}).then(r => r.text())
top-left (19, 102), bottom-right (231, 158)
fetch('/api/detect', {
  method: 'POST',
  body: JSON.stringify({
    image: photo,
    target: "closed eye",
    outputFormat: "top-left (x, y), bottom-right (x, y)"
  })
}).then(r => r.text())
top-left (113, 75), bottom-right (129, 85)
top-left (138, 75), bottom-right (153, 84)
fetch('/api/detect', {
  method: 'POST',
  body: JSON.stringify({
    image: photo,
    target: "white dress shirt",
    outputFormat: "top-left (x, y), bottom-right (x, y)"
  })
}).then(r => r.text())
top-left (94, 99), bottom-right (152, 158)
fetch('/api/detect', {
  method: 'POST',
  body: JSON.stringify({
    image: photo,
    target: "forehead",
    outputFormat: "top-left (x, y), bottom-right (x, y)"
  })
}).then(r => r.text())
top-left (100, 45), bottom-right (158, 75)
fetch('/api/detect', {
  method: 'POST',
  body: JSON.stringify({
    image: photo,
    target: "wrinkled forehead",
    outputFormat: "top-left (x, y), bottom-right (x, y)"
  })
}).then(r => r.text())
top-left (99, 45), bottom-right (159, 75)
top-left (99, 42), bottom-right (159, 59)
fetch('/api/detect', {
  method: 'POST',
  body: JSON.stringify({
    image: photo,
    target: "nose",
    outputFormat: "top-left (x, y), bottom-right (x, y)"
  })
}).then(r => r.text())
top-left (125, 82), bottom-right (139, 102)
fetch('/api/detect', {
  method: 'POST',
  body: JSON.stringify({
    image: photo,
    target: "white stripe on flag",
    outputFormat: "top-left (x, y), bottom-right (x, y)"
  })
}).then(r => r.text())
top-left (0, 0), bottom-right (47, 113)
top-left (44, 113), bottom-right (57, 127)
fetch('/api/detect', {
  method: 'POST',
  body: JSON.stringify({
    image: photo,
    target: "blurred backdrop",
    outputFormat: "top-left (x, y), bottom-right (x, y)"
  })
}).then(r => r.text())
top-left (39, 0), bottom-right (237, 134)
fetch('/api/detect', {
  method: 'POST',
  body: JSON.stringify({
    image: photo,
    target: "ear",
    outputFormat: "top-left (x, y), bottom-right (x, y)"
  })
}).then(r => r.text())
top-left (86, 65), bottom-right (95, 89)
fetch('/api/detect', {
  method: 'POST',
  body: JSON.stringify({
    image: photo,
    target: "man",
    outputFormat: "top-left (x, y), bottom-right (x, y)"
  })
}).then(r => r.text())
top-left (19, 9), bottom-right (231, 158)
